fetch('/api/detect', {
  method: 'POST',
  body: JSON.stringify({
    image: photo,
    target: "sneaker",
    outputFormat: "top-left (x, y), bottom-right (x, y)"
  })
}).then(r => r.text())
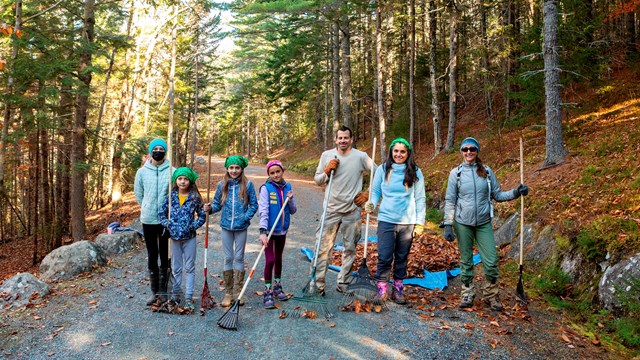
top-left (263, 289), bottom-right (275, 309)
top-left (376, 281), bottom-right (389, 300)
top-left (272, 282), bottom-right (289, 301)
top-left (184, 298), bottom-right (195, 311)
top-left (391, 279), bottom-right (407, 305)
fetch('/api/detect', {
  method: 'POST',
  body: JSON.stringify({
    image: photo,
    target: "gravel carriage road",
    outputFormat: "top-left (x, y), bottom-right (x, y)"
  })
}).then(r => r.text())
top-left (0, 159), bottom-right (607, 360)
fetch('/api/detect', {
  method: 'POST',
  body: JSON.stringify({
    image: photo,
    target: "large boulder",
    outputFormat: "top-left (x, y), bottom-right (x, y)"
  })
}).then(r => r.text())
top-left (0, 273), bottom-right (49, 309)
top-left (95, 231), bottom-right (141, 257)
top-left (494, 212), bottom-right (519, 247)
top-left (525, 225), bottom-right (558, 263)
top-left (128, 218), bottom-right (143, 233)
top-left (506, 224), bottom-right (535, 260)
top-left (599, 253), bottom-right (640, 311)
top-left (39, 241), bottom-right (107, 281)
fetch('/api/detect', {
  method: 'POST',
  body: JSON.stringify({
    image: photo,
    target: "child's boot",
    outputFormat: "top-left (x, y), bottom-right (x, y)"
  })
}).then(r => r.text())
top-left (263, 287), bottom-right (275, 309)
top-left (272, 281), bottom-right (289, 301)
top-left (233, 270), bottom-right (245, 306)
top-left (158, 267), bottom-right (171, 302)
top-left (390, 279), bottom-right (407, 305)
top-left (221, 270), bottom-right (234, 307)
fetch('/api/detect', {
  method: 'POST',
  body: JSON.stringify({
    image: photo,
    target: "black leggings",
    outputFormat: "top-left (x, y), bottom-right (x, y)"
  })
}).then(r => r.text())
top-left (143, 223), bottom-right (170, 270)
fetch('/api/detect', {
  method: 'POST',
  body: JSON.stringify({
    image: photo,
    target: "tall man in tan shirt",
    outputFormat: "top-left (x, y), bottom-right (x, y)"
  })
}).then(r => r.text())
top-left (313, 125), bottom-right (375, 295)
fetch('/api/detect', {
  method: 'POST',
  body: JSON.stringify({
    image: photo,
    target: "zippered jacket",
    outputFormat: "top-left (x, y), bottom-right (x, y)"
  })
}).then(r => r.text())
top-left (210, 178), bottom-right (258, 231)
top-left (443, 162), bottom-right (518, 227)
top-left (259, 179), bottom-right (298, 235)
top-left (158, 190), bottom-right (207, 240)
top-left (369, 163), bottom-right (426, 225)
top-left (134, 159), bottom-right (174, 225)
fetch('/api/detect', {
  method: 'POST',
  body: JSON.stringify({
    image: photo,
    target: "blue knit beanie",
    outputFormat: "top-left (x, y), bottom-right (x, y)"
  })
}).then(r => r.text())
top-left (460, 137), bottom-right (480, 153)
top-left (148, 138), bottom-right (168, 154)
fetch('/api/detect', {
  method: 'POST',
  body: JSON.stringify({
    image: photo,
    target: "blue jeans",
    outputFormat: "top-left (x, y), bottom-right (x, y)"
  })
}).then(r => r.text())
top-left (374, 221), bottom-right (414, 282)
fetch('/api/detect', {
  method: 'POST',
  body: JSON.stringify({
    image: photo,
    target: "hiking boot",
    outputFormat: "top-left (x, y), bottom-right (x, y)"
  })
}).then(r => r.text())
top-left (391, 279), bottom-right (407, 305)
top-left (376, 281), bottom-right (389, 300)
top-left (483, 280), bottom-right (503, 311)
top-left (316, 277), bottom-right (326, 296)
top-left (263, 288), bottom-right (276, 309)
top-left (336, 283), bottom-right (353, 295)
top-left (272, 282), bottom-right (289, 301)
top-left (233, 270), bottom-right (245, 306)
top-left (459, 283), bottom-right (475, 309)
top-left (146, 269), bottom-right (159, 306)
top-left (221, 270), bottom-right (234, 307)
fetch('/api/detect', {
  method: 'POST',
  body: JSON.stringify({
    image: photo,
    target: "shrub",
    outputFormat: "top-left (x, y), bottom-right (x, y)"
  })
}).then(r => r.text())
top-left (534, 265), bottom-right (572, 297)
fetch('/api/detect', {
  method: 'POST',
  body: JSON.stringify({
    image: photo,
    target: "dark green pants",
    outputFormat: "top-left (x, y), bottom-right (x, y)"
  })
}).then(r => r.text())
top-left (454, 222), bottom-right (498, 285)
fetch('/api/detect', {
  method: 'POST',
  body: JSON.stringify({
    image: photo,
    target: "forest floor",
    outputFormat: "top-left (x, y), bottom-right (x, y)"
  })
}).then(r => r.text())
top-left (0, 159), bottom-right (614, 359)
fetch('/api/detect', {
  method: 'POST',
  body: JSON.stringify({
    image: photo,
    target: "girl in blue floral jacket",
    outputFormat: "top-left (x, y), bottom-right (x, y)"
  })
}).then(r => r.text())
top-left (204, 155), bottom-right (258, 307)
top-left (159, 167), bottom-right (206, 310)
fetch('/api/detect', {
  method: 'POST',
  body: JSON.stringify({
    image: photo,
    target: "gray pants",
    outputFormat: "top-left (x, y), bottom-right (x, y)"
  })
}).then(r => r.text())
top-left (221, 229), bottom-right (247, 271)
top-left (171, 237), bottom-right (196, 299)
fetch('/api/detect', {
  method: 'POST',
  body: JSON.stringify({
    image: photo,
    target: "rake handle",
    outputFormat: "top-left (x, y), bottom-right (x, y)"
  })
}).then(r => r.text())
top-left (363, 138), bottom-right (377, 260)
top-left (519, 137), bottom-right (524, 267)
top-left (236, 196), bottom-right (290, 302)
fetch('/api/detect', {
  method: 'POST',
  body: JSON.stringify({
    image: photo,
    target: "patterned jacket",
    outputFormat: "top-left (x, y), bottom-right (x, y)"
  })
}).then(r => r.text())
top-left (159, 190), bottom-right (207, 241)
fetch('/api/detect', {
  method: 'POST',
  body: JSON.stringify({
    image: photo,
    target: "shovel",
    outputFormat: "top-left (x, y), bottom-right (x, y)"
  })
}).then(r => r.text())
top-left (516, 137), bottom-right (528, 305)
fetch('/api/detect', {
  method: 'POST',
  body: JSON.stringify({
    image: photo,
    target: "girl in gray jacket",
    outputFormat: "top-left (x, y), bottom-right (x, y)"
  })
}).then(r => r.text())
top-left (443, 137), bottom-right (528, 311)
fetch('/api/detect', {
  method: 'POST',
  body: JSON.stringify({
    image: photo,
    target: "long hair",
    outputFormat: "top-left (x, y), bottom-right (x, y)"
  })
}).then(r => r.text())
top-left (384, 147), bottom-right (419, 188)
top-left (219, 170), bottom-right (249, 205)
top-left (476, 156), bottom-right (488, 178)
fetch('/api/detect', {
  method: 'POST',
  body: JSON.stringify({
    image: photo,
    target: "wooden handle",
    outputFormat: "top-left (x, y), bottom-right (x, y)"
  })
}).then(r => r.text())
top-left (519, 137), bottom-right (524, 266)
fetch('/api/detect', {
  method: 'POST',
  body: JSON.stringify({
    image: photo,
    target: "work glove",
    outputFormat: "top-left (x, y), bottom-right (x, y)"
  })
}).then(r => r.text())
top-left (323, 159), bottom-right (340, 177)
top-left (363, 201), bottom-right (375, 214)
top-left (413, 224), bottom-right (424, 236)
top-left (443, 225), bottom-right (455, 242)
top-left (517, 183), bottom-right (529, 197)
top-left (353, 191), bottom-right (369, 207)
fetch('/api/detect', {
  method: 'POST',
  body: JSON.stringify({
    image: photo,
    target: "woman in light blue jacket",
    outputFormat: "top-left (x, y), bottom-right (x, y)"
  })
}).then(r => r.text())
top-left (442, 137), bottom-right (528, 311)
top-left (204, 155), bottom-right (258, 307)
top-left (365, 138), bottom-right (426, 305)
top-left (134, 138), bottom-right (174, 306)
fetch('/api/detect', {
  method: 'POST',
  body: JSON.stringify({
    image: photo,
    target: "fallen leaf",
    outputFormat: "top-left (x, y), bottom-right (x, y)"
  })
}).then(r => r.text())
top-left (490, 321), bottom-right (500, 327)
top-left (168, 331), bottom-right (175, 336)
top-left (464, 323), bottom-right (474, 329)
top-left (561, 334), bottom-right (572, 343)
top-left (100, 342), bottom-right (112, 347)
top-left (255, 291), bottom-right (264, 296)
top-left (279, 310), bottom-right (287, 319)
top-left (88, 300), bottom-right (97, 305)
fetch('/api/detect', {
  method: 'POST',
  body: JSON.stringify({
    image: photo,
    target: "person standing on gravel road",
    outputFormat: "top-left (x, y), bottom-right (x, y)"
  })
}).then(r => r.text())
top-left (134, 138), bottom-right (175, 306)
top-left (313, 125), bottom-right (375, 295)
top-left (442, 137), bottom-right (529, 311)
top-left (204, 155), bottom-right (259, 308)
top-left (364, 138), bottom-right (426, 305)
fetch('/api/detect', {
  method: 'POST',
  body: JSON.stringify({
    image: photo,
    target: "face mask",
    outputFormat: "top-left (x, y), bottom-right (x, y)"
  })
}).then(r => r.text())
top-left (151, 151), bottom-right (165, 161)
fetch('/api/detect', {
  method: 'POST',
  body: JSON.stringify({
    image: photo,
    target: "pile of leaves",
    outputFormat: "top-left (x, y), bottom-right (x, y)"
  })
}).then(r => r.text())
top-left (150, 298), bottom-right (195, 315)
top-left (331, 232), bottom-right (460, 277)
top-left (341, 299), bottom-right (384, 313)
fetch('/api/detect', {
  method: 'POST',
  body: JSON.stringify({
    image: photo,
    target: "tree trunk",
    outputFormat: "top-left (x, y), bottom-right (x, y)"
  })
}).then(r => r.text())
top-left (409, 0), bottom-right (416, 145)
top-left (340, 11), bottom-right (353, 130)
top-left (480, 0), bottom-right (495, 123)
top-left (70, 0), bottom-right (95, 242)
top-left (190, 47), bottom-right (199, 168)
top-left (332, 21), bottom-right (341, 132)
top-left (543, 0), bottom-right (567, 166)
top-left (428, 0), bottom-right (443, 154)
top-left (444, 0), bottom-right (458, 152)
top-left (376, 2), bottom-right (388, 159)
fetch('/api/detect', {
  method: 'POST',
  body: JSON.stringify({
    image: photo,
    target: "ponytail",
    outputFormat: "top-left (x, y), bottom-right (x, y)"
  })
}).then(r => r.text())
top-left (476, 156), bottom-right (488, 178)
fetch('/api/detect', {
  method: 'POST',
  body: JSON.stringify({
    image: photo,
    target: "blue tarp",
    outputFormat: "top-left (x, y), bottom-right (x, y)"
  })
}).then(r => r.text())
top-left (300, 248), bottom-right (482, 290)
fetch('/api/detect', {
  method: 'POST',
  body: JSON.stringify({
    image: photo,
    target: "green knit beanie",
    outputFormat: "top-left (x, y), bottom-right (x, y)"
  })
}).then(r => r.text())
top-left (172, 167), bottom-right (199, 184)
top-left (224, 155), bottom-right (249, 169)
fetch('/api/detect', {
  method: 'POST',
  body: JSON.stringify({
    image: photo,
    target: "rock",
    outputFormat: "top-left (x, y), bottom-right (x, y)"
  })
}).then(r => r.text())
top-left (598, 253), bottom-right (640, 311)
top-left (128, 218), bottom-right (143, 233)
top-left (196, 156), bottom-right (206, 165)
top-left (0, 273), bottom-right (50, 309)
top-left (39, 241), bottom-right (107, 282)
top-left (95, 231), bottom-right (141, 257)
top-left (506, 224), bottom-right (534, 260)
top-left (494, 212), bottom-right (519, 247)
top-left (525, 225), bottom-right (558, 263)
top-left (561, 251), bottom-right (599, 290)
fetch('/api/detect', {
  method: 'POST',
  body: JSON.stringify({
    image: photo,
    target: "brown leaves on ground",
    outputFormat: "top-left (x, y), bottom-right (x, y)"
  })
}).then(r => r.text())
top-left (341, 299), bottom-right (383, 314)
top-left (331, 233), bottom-right (459, 277)
top-left (150, 299), bottom-right (194, 315)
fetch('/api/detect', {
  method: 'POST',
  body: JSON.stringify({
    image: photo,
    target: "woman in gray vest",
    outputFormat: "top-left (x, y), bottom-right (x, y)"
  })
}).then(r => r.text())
top-left (442, 137), bottom-right (528, 311)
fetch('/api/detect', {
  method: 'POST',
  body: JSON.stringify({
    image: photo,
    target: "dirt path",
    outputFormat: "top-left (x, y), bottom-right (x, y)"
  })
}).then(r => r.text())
top-left (0, 160), bottom-right (608, 359)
